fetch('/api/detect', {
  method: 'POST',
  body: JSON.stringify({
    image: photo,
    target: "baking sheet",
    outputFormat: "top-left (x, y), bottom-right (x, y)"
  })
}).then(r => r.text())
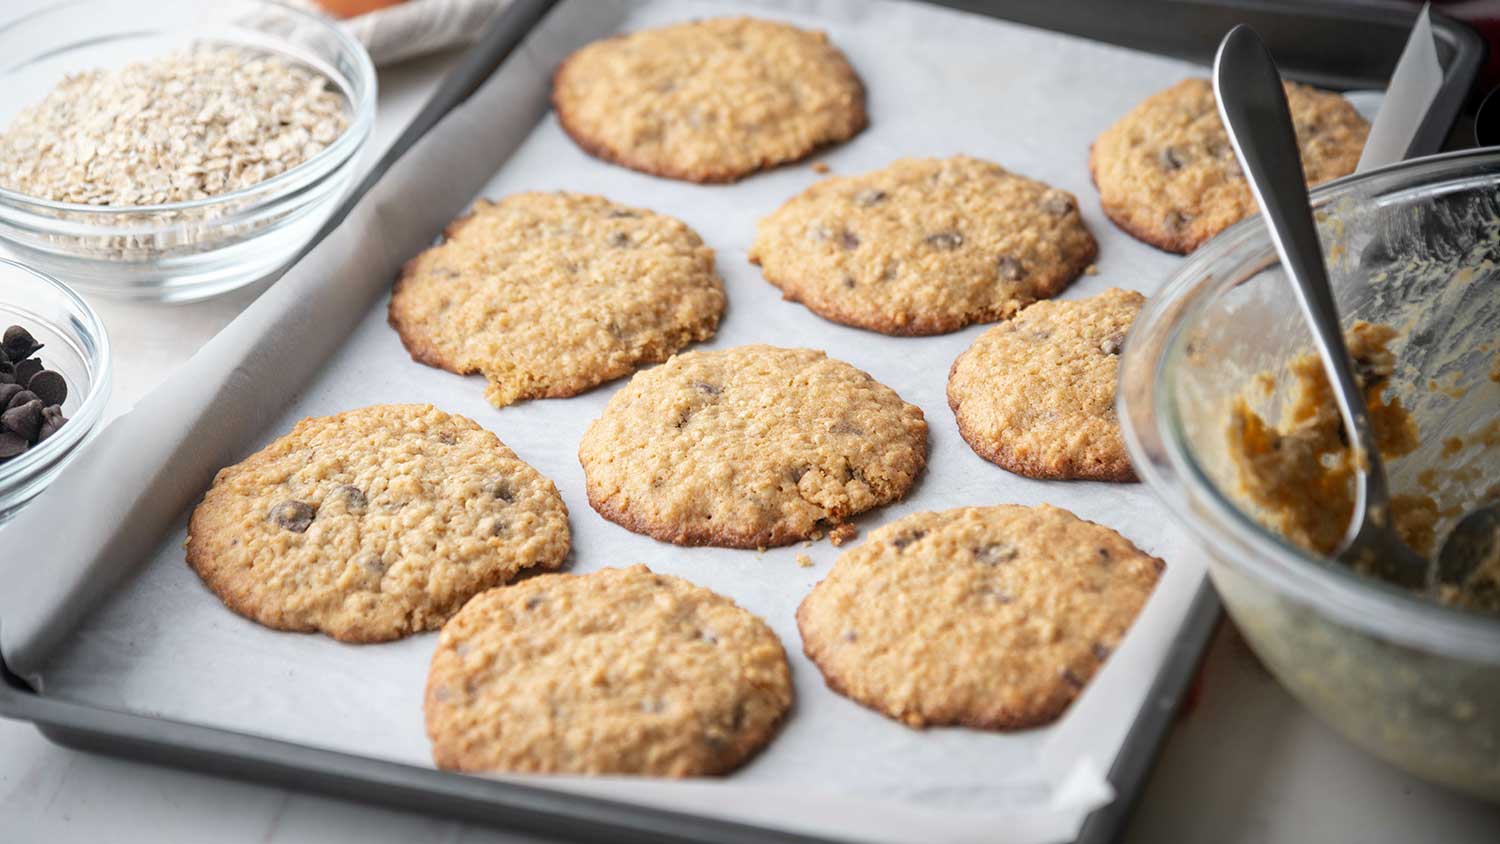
top-left (1, 0), bottom-right (1275, 840)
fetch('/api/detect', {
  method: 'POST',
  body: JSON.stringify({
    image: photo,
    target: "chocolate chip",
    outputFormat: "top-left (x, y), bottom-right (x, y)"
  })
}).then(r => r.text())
top-left (1041, 192), bottom-right (1074, 216)
top-left (693, 381), bottom-right (721, 396)
top-left (484, 477), bottom-right (515, 502)
top-left (996, 256), bottom-right (1025, 281)
top-left (0, 383), bottom-right (20, 409)
top-left (36, 405), bottom-right (66, 442)
top-left (2, 399), bottom-right (42, 442)
top-left (892, 528), bottom-right (928, 550)
top-left (828, 421), bottom-right (863, 435)
top-left (843, 276), bottom-right (857, 289)
top-left (334, 484), bottom-right (367, 512)
top-left (6, 389), bottom-right (37, 411)
top-left (26, 369), bottom-right (65, 406)
top-left (1097, 546), bottom-right (1113, 562)
top-left (2, 326), bottom-right (42, 362)
top-left (1061, 667), bottom-right (1087, 688)
top-left (973, 542), bottom-right (1018, 565)
top-left (1100, 334), bottom-right (1125, 356)
top-left (14, 358), bottom-right (41, 386)
top-left (925, 231), bottom-right (963, 250)
top-left (1165, 210), bottom-right (1191, 230)
top-left (1091, 642), bottom-right (1113, 661)
top-left (1159, 146), bottom-right (1187, 170)
top-left (268, 500), bottom-right (315, 533)
top-left (0, 431), bottom-right (26, 459)
top-left (838, 229), bottom-right (860, 250)
top-left (607, 231), bottom-right (632, 248)
top-left (853, 189), bottom-right (887, 207)
top-left (525, 595), bottom-right (545, 610)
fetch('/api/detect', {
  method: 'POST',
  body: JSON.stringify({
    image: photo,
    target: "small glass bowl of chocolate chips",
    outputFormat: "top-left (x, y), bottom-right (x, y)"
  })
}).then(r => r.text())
top-left (0, 259), bottom-right (111, 523)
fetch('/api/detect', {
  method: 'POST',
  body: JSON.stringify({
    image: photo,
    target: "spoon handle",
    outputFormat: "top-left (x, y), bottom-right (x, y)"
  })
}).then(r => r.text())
top-left (1213, 25), bottom-right (1392, 511)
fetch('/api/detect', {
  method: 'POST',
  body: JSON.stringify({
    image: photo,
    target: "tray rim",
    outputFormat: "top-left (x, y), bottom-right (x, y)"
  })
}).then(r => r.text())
top-left (0, 0), bottom-right (1480, 842)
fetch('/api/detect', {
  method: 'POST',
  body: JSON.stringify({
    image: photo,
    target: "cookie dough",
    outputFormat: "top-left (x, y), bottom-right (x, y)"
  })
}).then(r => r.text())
top-left (947, 288), bottom-right (1143, 481)
top-left (749, 155), bottom-right (1097, 335)
top-left (578, 345), bottom-right (927, 548)
top-left (424, 565), bottom-right (793, 776)
top-left (1227, 323), bottom-right (1500, 613)
top-left (1090, 78), bottom-right (1368, 254)
top-left (186, 404), bottom-right (570, 642)
top-left (553, 17), bottom-right (867, 183)
top-left (389, 192), bottom-right (724, 408)
top-left (797, 504), bottom-right (1164, 729)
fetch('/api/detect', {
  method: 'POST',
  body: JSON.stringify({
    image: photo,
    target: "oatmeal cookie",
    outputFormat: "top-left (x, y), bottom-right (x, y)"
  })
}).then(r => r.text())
top-left (552, 17), bottom-right (867, 182)
top-left (947, 288), bottom-right (1144, 481)
top-left (1090, 78), bottom-right (1368, 253)
top-left (749, 156), bottom-right (1096, 335)
top-left (578, 345), bottom-right (927, 548)
top-left (424, 565), bottom-right (792, 776)
top-left (186, 404), bottom-right (570, 642)
top-left (797, 504), bottom-right (1164, 729)
top-left (388, 192), bottom-right (724, 408)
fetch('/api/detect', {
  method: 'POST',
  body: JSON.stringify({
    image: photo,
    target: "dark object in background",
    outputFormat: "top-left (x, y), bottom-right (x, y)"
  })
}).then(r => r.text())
top-left (1476, 85), bottom-right (1500, 143)
top-left (0, 324), bottom-right (69, 463)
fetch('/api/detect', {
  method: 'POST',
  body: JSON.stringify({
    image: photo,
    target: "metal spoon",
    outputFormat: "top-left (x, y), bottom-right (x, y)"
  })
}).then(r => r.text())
top-left (1212, 25), bottom-right (1431, 589)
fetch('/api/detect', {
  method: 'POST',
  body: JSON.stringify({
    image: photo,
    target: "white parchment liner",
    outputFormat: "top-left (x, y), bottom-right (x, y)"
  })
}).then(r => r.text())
top-left (0, 1), bottom-right (1280, 840)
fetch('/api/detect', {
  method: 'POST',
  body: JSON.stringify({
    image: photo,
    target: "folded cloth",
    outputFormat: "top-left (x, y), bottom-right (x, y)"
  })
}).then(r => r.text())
top-left (291, 0), bottom-right (512, 66)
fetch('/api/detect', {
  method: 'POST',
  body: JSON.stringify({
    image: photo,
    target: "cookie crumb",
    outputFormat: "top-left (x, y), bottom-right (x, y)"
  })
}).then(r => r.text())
top-left (796, 553), bottom-right (814, 568)
top-left (812, 162), bottom-right (831, 174)
top-left (829, 523), bottom-right (857, 546)
top-left (1085, 264), bottom-right (1099, 276)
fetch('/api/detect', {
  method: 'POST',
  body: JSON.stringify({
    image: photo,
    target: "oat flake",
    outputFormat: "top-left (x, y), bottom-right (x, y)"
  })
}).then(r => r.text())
top-left (0, 47), bottom-right (348, 207)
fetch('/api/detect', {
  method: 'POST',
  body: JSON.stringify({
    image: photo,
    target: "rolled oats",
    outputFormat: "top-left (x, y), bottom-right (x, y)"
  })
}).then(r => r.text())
top-left (0, 47), bottom-right (348, 207)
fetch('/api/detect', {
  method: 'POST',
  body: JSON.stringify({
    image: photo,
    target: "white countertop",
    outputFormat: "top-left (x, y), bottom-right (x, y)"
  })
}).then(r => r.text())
top-left (1, 15), bottom-right (1497, 844)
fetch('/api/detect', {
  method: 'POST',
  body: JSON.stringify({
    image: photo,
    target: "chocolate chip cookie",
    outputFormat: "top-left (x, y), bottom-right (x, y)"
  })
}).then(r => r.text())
top-left (797, 504), bottom-right (1164, 729)
top-left (186, 404), bottom-right (570, 643)
top-left (388, 192), bottom-right (725, 408)
top-left (553, 17), bottom-right (867, 183)
top-left (1090, 78), bottom-right (1368, 253)
top-left (578, 345), bottom-right (927, 548)
top-left (425, 565), bottom-right (793, 776)
top-left (947, 288), bottom-right (1143, 481)
top-left (749, 156), bottom-right (1096, 335)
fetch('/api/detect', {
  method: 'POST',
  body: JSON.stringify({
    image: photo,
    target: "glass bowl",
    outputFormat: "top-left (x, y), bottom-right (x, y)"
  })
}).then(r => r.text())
top-left (0, 0), bottom-right (376, 303)
top-left (1121, 148), bottom-right (1500, 802)
top-left (0, 259), bottom-right (111, 523)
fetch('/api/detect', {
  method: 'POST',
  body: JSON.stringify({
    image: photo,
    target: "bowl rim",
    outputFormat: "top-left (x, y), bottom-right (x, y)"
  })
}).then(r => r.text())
top-left (0, 0), bottom-right (376, 217)
top-left (1121, 146), bottom-right (1500, 659)
top-left (0, 257), bottom-right (112, 485)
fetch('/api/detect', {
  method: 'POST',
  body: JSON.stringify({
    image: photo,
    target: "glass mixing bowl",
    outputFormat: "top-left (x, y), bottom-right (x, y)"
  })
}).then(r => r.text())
top-left (0, 0), bottom-right (375, 302)
top-left (0, 259), bottom-right (111, 524)
top-left (1121, 148), bottom-right (1500, 801)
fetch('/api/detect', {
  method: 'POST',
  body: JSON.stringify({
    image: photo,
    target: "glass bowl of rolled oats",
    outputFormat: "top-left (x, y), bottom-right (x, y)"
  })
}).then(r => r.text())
top-left (0, 0), bottom-right (375, 302)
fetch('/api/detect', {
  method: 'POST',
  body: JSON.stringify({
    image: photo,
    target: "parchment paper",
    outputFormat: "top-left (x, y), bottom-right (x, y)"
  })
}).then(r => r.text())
top-left (2, 1), bottom-right (1271, 841)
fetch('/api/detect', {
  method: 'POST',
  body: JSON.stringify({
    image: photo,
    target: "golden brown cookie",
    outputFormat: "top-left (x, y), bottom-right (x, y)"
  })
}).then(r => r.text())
top-left (186, 404), bottom-right (570, 643)
top-left (424, 565), bottom-right (793, 776)
top-left (552, 17), bottom-right (867, 183)
top-left (1090, 78), bottom-right (1368, 253)
top-left (749, 156), bottom-right (1097, 335)
top-left (578, 345), bottom-right (927, 548)
top-left (797, 504), bottom-right (1164, 729)
top-left (947, 288), bottom-right (1143, 482)
top-left (388, 192), bottom-right (724, 408)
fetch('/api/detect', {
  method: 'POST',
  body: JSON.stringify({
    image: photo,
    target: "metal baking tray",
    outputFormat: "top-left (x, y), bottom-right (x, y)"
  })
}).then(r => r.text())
top-left (0, 1), bottom-right (1481, 843)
